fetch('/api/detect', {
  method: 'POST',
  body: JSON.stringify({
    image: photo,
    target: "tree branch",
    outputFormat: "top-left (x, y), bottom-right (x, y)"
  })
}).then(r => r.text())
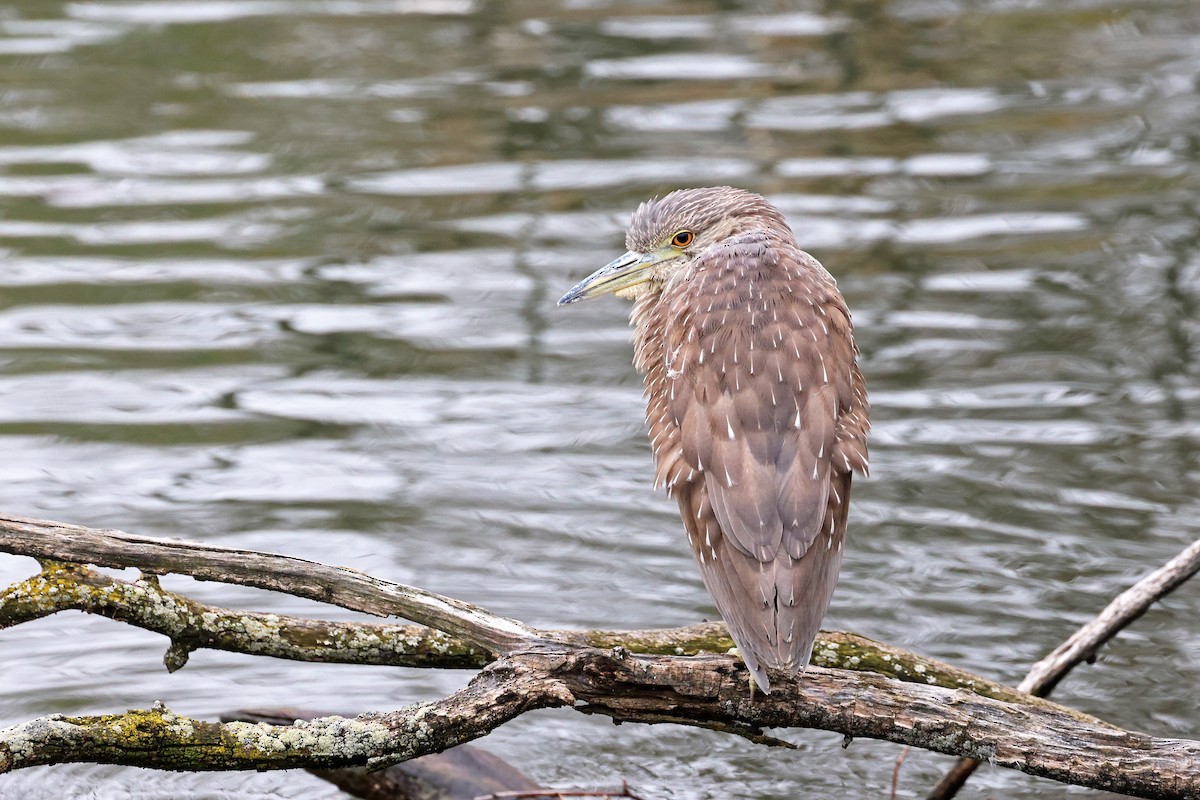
top-left (1021, 537), bottom-right (1200, 696)
top-left (928, 537), bottom-right (1200, 800)
top-left (221, 708), bottom-right (548, 800)
top-left (0, 513), bottom-right (542, 654)
top-left (0, 659), bottom-right (569, 774)
top-left (2, 514), bottom-right (1198, 799)
top-left (1, 558), bottom-right (1071, 717)
top-left (3, 648), bottom-right (1198, 799)
top-left (0, 561), bottom-right (489, 671)
top-left (546, 650), bottom-right (1200, 800)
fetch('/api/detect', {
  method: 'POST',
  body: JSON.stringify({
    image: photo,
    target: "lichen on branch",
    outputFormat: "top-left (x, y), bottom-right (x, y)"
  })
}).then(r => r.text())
top-left (1, 514), bottom-right (1198, 800)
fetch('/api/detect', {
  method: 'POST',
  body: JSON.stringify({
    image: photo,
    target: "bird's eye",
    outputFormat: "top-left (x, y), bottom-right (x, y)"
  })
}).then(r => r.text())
top-left (671, 230), bottom-right (695, 248)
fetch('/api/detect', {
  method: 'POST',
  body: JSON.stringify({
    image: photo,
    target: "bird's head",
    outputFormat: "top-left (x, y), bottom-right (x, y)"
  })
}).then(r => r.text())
top-left (557, 186), bottom-right (789, 305)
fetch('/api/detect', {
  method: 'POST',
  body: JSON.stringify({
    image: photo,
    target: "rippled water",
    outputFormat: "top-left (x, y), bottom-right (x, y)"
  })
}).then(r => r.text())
top-left (0, 1), bottom-right (1197, 798)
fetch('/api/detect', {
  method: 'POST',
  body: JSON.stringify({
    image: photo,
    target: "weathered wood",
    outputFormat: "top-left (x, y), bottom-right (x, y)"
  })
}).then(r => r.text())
top-left (1, 560), bottom-right (1081, 718)
top-left (0, 662), bottom-right (567, 774)
top-left (2, 650), bottom-right (1198, 798)
top-left (1022, 537), bottom-right (1200, 696)
top-left (1, 562), bottom-right (490, 671)
top-left (0, 513), bottom-right (541, 654)
top-left (223, 708), bottom-right (546, 800)
top-left (547, 650), bottom-right (1200, 800)
top-left (2, 514), bottom-right (1198, 798)
top-left (928, 536), bottom-right (1200, 800)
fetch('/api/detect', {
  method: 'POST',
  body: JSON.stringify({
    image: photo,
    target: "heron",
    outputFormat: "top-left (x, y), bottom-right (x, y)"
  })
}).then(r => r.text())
top-left (558, 186), bottom-right (870, 693)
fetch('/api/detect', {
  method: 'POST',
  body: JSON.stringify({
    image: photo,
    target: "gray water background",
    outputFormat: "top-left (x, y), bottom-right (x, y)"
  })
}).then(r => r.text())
top-left (0, 1), bottom-right (1197, 798)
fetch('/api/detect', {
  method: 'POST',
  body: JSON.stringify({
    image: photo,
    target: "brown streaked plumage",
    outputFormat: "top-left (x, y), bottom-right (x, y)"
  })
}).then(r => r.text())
top-left (559, 186), bottom-right (869, 693)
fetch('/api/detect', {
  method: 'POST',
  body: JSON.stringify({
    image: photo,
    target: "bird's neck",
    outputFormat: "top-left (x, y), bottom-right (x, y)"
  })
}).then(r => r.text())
top-left (629, 290), bottom-right (666, 377)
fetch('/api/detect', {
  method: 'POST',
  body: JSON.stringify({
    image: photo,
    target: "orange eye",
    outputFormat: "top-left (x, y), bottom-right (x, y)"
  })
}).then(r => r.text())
top-left (671, 230), bottom-right (694, 247)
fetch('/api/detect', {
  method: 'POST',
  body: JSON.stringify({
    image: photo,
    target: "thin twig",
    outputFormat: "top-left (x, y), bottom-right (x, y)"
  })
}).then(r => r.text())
top-left (473, 784), bottom-right (646, 800)
top-left (1020, 537), bottom-right (1200, 695)
top-left (927, 537), bottom-right (1200, 800)
top-left (891, 746), bottom-right (910, 800)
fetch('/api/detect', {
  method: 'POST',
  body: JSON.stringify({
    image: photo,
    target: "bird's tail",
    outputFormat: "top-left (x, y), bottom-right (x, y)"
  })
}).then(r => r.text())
top-left (679, 473), bottom-right (851, 693)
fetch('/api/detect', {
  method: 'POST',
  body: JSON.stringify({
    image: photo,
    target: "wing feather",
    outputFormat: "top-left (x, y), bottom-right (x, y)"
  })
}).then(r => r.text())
top-left (664, 237), bottom-right (842, 561)
top-left (633, 230), bottom-right (870, 691)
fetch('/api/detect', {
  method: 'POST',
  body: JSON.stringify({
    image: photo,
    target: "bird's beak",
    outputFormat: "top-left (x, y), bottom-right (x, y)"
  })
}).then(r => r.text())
top-left (557, 250), bottom-right (663, 305)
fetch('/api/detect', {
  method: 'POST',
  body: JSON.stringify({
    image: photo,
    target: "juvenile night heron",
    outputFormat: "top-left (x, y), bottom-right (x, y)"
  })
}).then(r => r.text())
top-left (558, 187), bottom-right (870, 693)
